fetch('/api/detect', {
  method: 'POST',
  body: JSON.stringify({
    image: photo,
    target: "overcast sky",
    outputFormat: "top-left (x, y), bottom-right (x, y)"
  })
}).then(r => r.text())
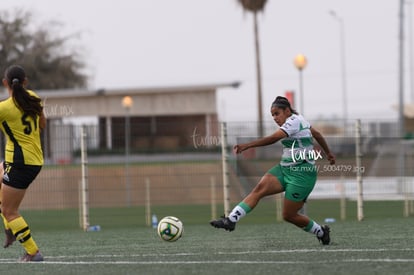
top-left (2, 0), bottom-right (408, 122)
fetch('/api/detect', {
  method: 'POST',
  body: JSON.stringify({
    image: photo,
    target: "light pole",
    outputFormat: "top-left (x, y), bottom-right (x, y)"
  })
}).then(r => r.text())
top-left (122, 95), bottom-right (133, 207)
top-left (293, 54), bottom-right (308, 215)
top-left (329, 10), bottom-right (348, 133)
top-left (253, 12), bottom-right (264, 138)
top-left (294, 54), bottom-right (307, 115)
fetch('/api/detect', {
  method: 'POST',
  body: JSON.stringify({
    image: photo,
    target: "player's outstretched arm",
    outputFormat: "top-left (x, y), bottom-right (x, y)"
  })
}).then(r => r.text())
top-left (233, 129), bottom-right (287, 154)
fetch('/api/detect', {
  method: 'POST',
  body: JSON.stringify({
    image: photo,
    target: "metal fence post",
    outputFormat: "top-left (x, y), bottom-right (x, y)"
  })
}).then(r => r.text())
top-left (221, 122), bottom-right (230, 216)
top-left (355, 119), bottom-right (364, 221)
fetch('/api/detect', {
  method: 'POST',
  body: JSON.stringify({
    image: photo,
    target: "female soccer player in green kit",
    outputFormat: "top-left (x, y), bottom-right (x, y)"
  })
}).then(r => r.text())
top-left (210, 96), bottom-right (336, 245)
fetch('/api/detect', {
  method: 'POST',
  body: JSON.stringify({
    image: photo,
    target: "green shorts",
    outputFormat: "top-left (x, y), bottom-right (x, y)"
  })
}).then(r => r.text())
top-left (267, 162), bottom-right (317, 202)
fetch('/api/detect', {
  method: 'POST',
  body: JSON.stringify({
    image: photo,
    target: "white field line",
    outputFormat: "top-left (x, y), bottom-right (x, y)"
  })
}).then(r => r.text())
top-left (0, 248), bottom-right (413, 265)
top-left (24, 247), bottom-right (414, 259)
top-left (0, 259), bottom-right (414, 265)
top-left (217, 248), bottom-right (414, 255)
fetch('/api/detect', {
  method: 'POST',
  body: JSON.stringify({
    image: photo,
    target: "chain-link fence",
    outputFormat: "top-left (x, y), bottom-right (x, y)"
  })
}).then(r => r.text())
top-left (9, 118), bottom-right (414, 228)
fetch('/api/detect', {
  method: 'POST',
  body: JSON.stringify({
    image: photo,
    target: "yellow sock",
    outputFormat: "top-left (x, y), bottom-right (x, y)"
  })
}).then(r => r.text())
top-left (8, 216), bottom-right (38, 255)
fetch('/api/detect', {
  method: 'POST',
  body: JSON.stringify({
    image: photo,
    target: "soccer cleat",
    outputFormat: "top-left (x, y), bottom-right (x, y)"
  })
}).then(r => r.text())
top-left (20, 251), bottom-right (44, 262)
top-left (210, 215), bottom-right (236, 232)
top-left (3, 229), bottom-right (16, 248)
top-left (317, 225), bottom-right (331, 245)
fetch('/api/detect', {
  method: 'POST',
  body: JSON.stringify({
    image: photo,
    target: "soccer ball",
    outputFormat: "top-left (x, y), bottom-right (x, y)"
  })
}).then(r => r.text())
top-left (157, 216), bottom-right (183, 242)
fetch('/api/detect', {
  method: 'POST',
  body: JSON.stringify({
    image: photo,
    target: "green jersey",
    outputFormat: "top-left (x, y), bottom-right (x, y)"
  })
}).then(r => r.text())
top-left (279, 114), bottom-right (316, 166)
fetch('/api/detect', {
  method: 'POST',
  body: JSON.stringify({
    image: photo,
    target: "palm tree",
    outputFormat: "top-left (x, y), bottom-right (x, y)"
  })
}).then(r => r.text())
top-left (237, 0), bottom-right (268, 138)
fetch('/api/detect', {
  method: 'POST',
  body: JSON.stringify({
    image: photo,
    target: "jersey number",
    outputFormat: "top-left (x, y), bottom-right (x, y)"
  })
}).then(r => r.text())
top-left (21, 114), bottom-right (37, 135)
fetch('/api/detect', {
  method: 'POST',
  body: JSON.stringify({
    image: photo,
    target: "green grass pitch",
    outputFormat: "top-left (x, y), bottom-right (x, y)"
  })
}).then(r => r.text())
top-left (0, 200), bottom-right (413, 274)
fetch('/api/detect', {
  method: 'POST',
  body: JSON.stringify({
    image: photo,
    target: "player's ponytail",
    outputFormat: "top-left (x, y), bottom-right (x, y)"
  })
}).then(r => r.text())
top-left (271, 96), bottom-right (298, 115)
top-left (5, 65), bottom-right (42, 121)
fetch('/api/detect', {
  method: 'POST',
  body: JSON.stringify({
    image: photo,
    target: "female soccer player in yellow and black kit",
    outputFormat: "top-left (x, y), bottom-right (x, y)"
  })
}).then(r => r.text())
top-left (0, 65), bottom-right (46, 262)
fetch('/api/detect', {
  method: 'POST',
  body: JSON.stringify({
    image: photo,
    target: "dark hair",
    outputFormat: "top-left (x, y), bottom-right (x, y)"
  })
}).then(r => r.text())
top-left (271, 96), bottom-right (298, 115)
top-left (5, 65), bottom-right (42, 121)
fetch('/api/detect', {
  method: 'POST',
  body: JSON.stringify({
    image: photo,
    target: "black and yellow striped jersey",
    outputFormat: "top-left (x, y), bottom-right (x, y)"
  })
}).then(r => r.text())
top-left (0, 90), bottom-right (43, 165)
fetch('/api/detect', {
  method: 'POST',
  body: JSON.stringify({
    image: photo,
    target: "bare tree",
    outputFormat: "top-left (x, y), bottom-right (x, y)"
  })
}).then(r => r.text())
top-left (237, 0), bottom-right (268, 137)
top-left (0, 9), bottom-right (87, 90)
